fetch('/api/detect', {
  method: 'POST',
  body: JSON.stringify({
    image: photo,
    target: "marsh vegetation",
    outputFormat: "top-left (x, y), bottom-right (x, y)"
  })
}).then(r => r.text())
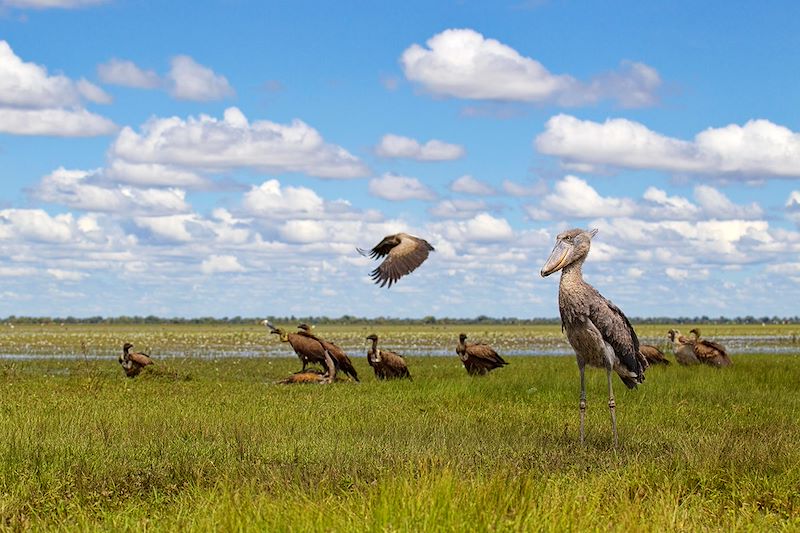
top-left (0, 324), bottom-right (798, 530)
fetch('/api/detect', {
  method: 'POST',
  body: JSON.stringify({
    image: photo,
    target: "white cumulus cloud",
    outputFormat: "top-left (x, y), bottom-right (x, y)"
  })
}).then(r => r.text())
top-left (432, 212), bottom-right (513, 243)
top-left (201, 254), bottom-right (245, 274)
top-left (243, 179), bottom-right (324, 218)
top-left (401, 29), bottom-right (660, 107)
top-left (0, 209), bottom-right (77, 243)
top-left (279, 220), bottom-right (328, 243)
top-left (97, 58), bottom-right (161, 89)
top-left (110, 107), bottom-right (368, 179)
top-left (450, 174), bottom-right (496, 195)
top-left (642, 187), bottom-right (700, 220)
top-left (0, 107), bottom-right (117, 136)
top-left (535, 175), bottom-right (637, 219)
top-left (0, 40), bottom-right (115, 136)
top-left (536, 114), bottom-right (800, 179)
top-left (368, 173), bottom-right (437, 201)
top-left (375, 134), bottom-right (465, 161)
top-left (105, 160), bottom-right (209, 189)
top-left (694, 185), bottom-right (762, 219)
top-left (34, 167), bottom-right (191, 215)
top-left (167, 55), bottom-right (235, 101)
top-left (787, 191), bottom-right (800, 210)
top-left (47, 268), bottom-right (87, 281)
top-left (428, 199), bottom-right (488, 219)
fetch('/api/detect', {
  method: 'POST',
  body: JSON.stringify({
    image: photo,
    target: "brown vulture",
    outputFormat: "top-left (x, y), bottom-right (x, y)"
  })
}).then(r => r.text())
top-left (296, 324), bottom-right (359, 382)
top-left (119, 342), bottom-right (154, 378)
top-left (456, 333), bottom-right (508, 376)
top-left (366, 334), bottom-right (411, 380)
top-left (667, 329), bottom-right (700, 365)
top-left (263, 320), bottom-right (336, 380)
top-left (639, 344), bottom-right (670, 365)
top-left (689, 328), bottom-right (733, 367)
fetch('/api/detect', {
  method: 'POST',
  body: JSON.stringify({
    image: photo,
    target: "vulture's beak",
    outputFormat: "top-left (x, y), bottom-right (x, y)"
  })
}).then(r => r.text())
top-left (541, 240), bottom-right (571, 277)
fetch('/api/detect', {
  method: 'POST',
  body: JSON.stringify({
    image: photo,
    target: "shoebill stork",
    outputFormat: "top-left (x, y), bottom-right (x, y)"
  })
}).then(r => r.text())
top-left (689, 328), bottom-right (733, 367)
top-left (639, 344), bottom-right (670, 365)
top-left (366, 334), bottom-right (411, 380)
top-left (456, 333), bottom-right (508, 376)
top-left (357, 233), bottom-right (434, 288)
top-left (667, 329), bottom-right (699, 365)
top-left (297, 323), bottom-right (360, 382)
top-left (119, 342), bottom-right (154, 378)
top-left (541, 228), bottom-right (646, 446)
top-left (263, 320), bottom-right (337, 382)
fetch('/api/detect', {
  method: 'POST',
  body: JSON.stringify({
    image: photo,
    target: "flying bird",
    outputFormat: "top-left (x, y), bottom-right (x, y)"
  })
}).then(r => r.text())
top-left (689, 328), bottom-right (732, 367)
top-left (541, 228), bottom-right (646, 446)
top-left (456, 333), bottom-right (508, 376)
top-left (119, 342), bottom-right (154, 378)
top-left (357, 233), bottom-right (434, 288)
top-left (366, 334), bottom-right (411, 380)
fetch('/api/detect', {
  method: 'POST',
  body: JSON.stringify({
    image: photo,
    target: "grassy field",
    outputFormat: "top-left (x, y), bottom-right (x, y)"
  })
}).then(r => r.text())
top-left (1, 325), bottom-right (799, 531)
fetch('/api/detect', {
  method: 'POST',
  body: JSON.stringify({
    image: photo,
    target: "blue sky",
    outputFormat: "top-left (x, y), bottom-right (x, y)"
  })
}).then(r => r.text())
top-left (1, 0), bottom-right (799, 319)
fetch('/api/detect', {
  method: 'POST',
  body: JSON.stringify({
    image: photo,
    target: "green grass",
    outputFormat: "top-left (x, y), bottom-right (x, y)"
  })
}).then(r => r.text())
top-left (1, 326), bottom-right (799, 531)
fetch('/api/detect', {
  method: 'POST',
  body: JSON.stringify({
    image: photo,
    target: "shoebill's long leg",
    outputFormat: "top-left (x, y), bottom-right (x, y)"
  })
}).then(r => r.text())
top-left (579, 361), bottom-right (587, 444)
top-left (606, 362), bottom-right (618, 448)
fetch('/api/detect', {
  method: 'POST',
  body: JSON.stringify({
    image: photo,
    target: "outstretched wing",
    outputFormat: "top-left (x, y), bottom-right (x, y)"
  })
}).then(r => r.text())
top-left (357, 234), bottom-right (398, 259)
top-left (588, 291), bottom-right (645, 386)
top-left (370, 235), bottom-right (434, 288)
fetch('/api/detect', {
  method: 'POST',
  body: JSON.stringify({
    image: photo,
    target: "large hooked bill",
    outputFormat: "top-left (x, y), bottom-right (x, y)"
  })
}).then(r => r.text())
top-left (540, 240), bottom-right (571, 277)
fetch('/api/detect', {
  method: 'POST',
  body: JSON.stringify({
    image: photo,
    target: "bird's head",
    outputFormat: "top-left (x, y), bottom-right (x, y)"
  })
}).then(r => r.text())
top-left (459, 333), bottom-right (467, 342)
top-left (263, 320), bottom-right (288, 339)
top-left (689, 328), bottom-right (700, 338)
top-left (123, 342), bottom-right (133, 352)
top-left (366, 334), bottom-right (378, 341)
top-left (297, 323), bottom-right (313, 332)
top-left (667, 329), bottom-right (679, 342)
top-left (540, 228), bottom-right (598, 277)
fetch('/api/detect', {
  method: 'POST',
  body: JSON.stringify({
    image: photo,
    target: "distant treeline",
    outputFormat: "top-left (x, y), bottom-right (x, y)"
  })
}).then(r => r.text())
top-left (3, 314), bottom-right (800, 325)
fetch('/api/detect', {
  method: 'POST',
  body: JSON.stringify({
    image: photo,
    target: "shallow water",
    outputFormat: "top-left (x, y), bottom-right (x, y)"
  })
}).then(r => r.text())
top-left (1, 334), bottom-right (797, 360)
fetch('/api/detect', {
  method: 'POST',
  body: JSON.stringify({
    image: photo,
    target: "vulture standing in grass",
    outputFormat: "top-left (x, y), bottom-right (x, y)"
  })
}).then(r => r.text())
top-left (357, 233), bottom-right (434, 288)
top-left (541, 228), bottom-right (646, 447)
top-left (667, 329), bottom-right (699, 365)
top-left (456, 333), bottom-right (508, 376)
top-left (297, 324), bottom-right (359, 382)
top-left (119, 342), bottom-right (154, 378)
top-left (366, 334), bottom-right (411, 380)
top-left (263, 320), bottom-right (336, 380)
top-left (689, 328), bottom-right (733, 367)
top-left (639, 344), bottom-right (671, 365)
